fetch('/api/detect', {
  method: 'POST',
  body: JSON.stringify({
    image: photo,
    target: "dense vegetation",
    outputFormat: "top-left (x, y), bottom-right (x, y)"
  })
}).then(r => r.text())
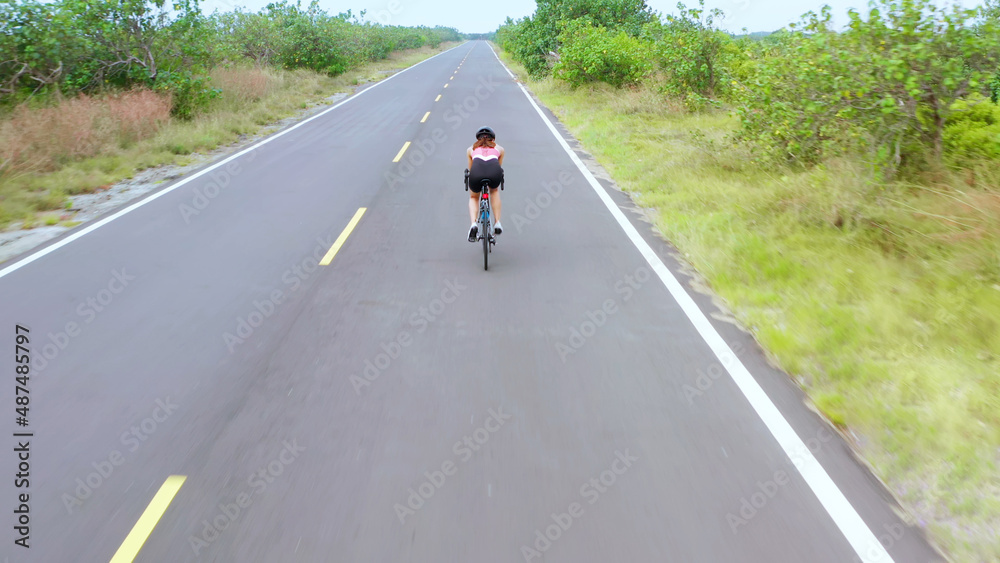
top-left (0, 0), bottom-right (461, 228)
top-left (497, 0), bottom-right (1000, 172)
top-left (497, 0), bottom-right (1000, 559)
top-left (0, 0), bottom-right (462, 117)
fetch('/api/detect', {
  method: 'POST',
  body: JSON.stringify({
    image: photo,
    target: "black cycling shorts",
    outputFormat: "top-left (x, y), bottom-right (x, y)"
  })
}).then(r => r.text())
top-left (469, 159), bottom-right (503, 192)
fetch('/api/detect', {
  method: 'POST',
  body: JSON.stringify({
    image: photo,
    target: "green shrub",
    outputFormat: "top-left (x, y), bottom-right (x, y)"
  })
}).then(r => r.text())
top-left (554, 22), bottom-right (653, 88)
top-left (646, 0), bottom-right (733, 102)
top-left (734, 0), bottom-right (999, 171)
top-left (945, 94), bottom-right (1000, 163)
top-left (496, 0), bottom-right (656, 79)
top-left (496, 16), bottom-right (555, 78)
top-left (1, 0), bottom-right (461, 104)
top-left (152, 71), bottom-right (221, 120)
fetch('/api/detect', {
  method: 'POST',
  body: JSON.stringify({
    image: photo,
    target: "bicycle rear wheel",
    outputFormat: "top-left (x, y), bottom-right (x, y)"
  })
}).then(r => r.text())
top-left (479, 192), bottom-right (491, 271)
top-left (482, 218), bottom-right (489, 270)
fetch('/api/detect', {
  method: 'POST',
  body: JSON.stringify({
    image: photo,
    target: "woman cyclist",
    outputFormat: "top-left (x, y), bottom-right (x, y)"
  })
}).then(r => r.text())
top-left (466, 126), bottom-right (504, 242)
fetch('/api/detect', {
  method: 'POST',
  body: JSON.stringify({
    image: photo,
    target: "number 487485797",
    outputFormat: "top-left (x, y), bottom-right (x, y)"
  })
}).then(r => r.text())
top-left (15, 325), bottom-right (29, 427)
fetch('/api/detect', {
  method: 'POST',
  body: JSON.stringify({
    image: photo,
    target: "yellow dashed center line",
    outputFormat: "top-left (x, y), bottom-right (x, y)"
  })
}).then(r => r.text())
top-left (392, 141), bottom-right (411, 163)
top-left (435, 95), bottom-right (442, 102)
top-left (110, 475), bottom-right (186, 563)
top-left (320, 208), bottom-right (367, 266)
top-left (443, 83), bottom-right (448, 88)
top-left (450, 76), bottom-right (454, 80)
top-left (421, 112), bottom-right (430, 123)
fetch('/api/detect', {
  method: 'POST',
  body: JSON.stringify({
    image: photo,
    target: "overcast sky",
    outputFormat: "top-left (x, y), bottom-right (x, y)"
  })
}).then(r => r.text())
top-left (198, 0), bottom-right (975, 34)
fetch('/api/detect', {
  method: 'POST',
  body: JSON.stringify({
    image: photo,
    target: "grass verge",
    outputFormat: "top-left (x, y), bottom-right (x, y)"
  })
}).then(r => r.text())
top-left (496, 49), bottom-right (1000, 561)
top-left (0, 42), bottom-right (459, 229)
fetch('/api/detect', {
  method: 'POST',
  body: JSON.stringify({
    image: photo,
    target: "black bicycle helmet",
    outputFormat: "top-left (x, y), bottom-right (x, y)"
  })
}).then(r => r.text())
top-left (476, 126), bottom-right (495, 140)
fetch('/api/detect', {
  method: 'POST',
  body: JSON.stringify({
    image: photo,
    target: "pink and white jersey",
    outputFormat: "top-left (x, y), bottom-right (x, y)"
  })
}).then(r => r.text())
top-left (472, 146), bottom-right (501, 161)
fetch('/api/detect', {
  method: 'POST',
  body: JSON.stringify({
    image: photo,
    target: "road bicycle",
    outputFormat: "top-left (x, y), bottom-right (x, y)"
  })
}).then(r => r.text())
top-left (465, 172), bottom-right (501, 271)
top-left (477, 179), bottom-right (495, 270)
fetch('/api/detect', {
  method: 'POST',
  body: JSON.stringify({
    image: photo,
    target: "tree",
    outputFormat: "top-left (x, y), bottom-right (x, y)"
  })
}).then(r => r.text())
top-left (649, 0), bottom-right (731, 101)
top-left (554, 20), bottom-right (653, 87)
top-left (0, 1), bottom-right (84, 95)
top-left (736, 0), bottom-right (999, 168)
top-left (496, 0), bottom-right (657, 78)
top-left (215, 10), bottom-right (283, 67)
top-left (61, 0), bottom-right (206, 86)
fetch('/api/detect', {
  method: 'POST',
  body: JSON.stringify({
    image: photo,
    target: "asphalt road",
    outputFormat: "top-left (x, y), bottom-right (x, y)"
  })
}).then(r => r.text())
top-left (0, 41), bottom-right (945, 563)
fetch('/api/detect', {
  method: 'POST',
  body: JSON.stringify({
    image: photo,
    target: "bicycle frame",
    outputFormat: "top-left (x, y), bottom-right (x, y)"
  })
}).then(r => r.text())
top-left (479, 190), bottom-right (492, 230)
top-left (477, 181), bottom-right (494, 270)
top-left (466, 172), bottom-right (498, 270)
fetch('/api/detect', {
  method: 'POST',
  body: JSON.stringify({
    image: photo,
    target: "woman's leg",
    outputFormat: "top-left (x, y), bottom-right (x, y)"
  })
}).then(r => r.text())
top-left (489, 187), bottom-right (501, 223)
top-left (469, 191), bottom-right (479, 224)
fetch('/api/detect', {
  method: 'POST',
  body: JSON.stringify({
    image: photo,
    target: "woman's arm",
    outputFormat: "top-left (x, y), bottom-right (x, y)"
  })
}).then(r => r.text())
top-left (467, 147), bottom-right (474, 170)
top-left (498, 145), bottom-right (505, 166)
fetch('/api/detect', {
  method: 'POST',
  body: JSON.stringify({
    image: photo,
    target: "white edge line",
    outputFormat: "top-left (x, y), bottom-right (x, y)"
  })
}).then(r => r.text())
top-left (487, 42), bottom-right (893, 563)
top-left (0, 42), bottom-right (472, 280)
top-left (488, 41), bottom-right (516, 79)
